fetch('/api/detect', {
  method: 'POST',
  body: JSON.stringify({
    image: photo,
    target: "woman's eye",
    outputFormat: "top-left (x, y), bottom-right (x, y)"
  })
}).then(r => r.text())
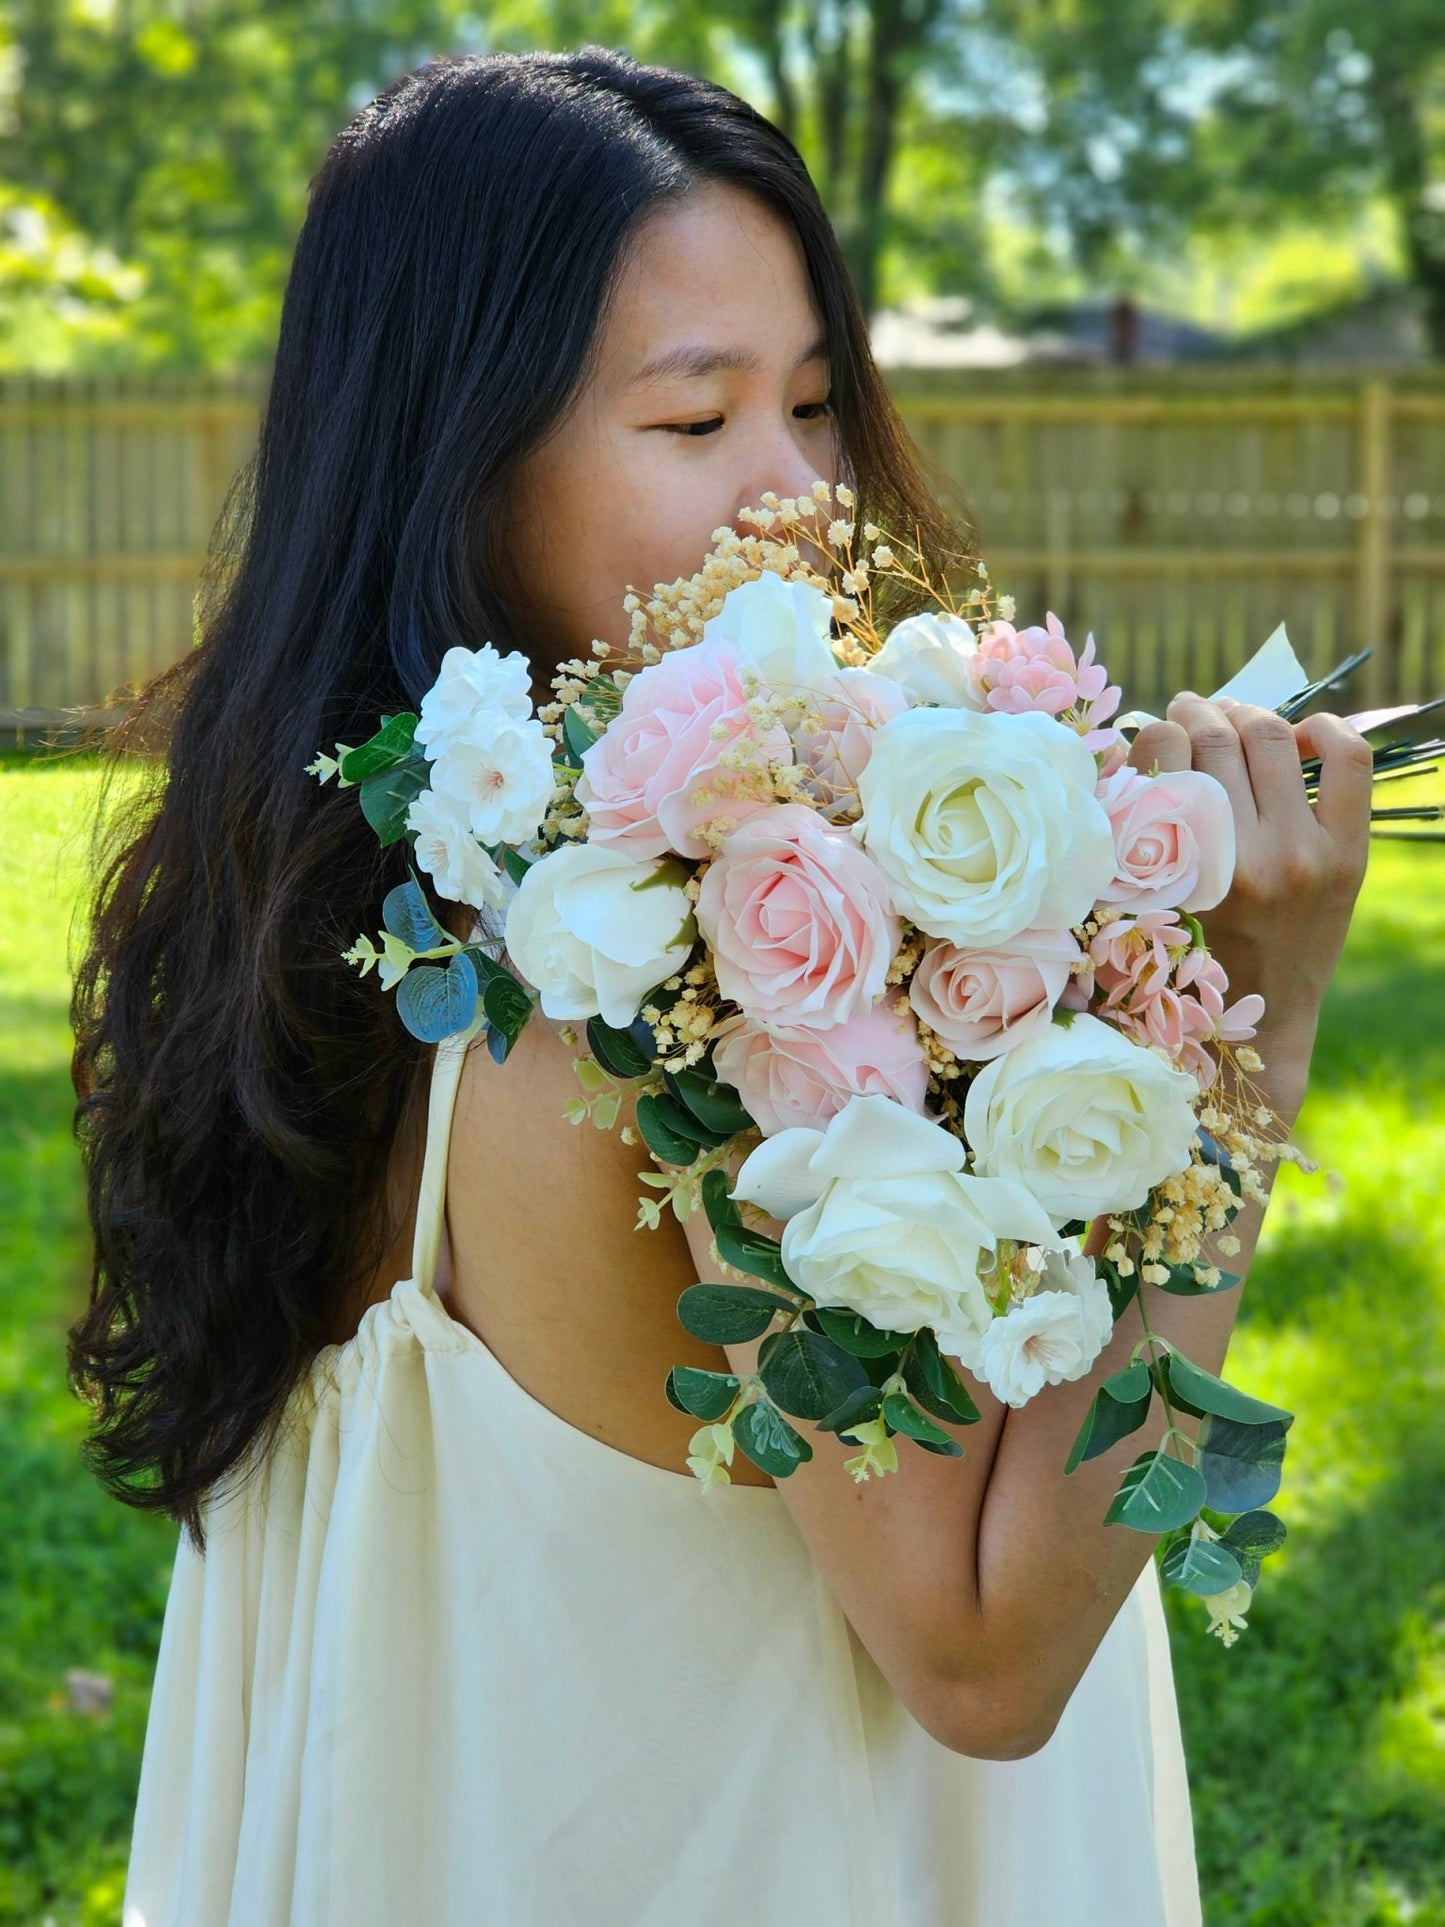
top-left (795, 398), bottom-right (833, 420)
top-left (660, 417), bottom-right (725, 437)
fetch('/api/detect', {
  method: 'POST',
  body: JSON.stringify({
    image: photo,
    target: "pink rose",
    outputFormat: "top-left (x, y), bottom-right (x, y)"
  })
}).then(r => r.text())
top-left (908, 927), bottom-right (1081, 1061)
top-left (576, 639), bottom-right (790, 860)
top-left (1095, 766), bottom-right (1236, 913)
top-left (697, 802), bottom-right (900, 1031)
top-left (711, 1001), bottom-right (929, 1135)
top-left (792, 668), bottom-right (911, 818)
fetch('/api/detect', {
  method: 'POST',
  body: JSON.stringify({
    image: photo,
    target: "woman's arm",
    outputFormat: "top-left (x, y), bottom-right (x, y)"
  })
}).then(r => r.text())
top-left (696, 693), bottom-right (1373, 1759)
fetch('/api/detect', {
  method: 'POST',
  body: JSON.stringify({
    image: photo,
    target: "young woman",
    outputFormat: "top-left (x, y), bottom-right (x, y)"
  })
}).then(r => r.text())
top-left (71, 45), bottom-right (1373, 1927)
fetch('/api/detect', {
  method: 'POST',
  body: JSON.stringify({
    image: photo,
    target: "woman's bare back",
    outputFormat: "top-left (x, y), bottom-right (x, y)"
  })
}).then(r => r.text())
top-left (360, 1014), bottom-right (776, 1488)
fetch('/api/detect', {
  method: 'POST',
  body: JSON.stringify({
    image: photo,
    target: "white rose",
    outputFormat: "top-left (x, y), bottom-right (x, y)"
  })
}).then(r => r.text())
top-left (504, 843), bottom-right (695, 1028)
top-left (428, 711), bottom-right (556, 847)
top-left (700, 571), bottom-right (841, 693)
top-left (869, 611), bottom-right (985, 708)
top-left (974, 1250), bottom-right (1114, 1407)
top-left (855, 705), bottom-right (1116, 947)
top-left (963, 1010), bottom-right (1201, 1226)
top-left (731, 1093), bottom-right (1058, 1369)
top-left (415, 643), bottom-right (534, 754)
top-left (405, 788), bottom-right (507, 910)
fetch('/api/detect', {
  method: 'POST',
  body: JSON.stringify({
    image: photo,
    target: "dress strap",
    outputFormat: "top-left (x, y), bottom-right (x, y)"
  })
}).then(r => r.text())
top-left (410, 963), bottom-right (489, 1296)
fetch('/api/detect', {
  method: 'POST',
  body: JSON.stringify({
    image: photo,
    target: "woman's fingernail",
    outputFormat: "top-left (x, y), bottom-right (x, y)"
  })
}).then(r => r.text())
top-left (1215, 695), bottom-right (1239, 709)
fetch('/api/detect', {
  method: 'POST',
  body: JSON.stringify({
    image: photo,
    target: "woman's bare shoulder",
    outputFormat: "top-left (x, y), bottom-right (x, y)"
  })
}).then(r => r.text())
top-left (439, 1015), bottom-right (776, 1484)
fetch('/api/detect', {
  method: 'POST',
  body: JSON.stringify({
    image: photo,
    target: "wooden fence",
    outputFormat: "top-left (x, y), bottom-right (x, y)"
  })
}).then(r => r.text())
top-left (2, 365), bottom-right (1443, 734)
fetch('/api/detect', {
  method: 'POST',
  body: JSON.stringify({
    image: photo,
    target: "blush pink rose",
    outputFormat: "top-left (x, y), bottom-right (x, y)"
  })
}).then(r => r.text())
top-left (711, 1000), bottom-right (929, 1135)
top-left (696, 802), bottom-right (900, 1031)
top-left (792, 668), bottom-right (911, 818)
top-left (1095, 766), bottom-right (1236, 913)
top-left (576, 639), bottom-right (790, 860)
top-left (908, 927), bottom-right (1081, 1061)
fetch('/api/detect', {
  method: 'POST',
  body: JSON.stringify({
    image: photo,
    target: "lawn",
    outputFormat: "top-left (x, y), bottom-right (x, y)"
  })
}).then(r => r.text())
top-left (0, 745), bottom-right (1441, 1926)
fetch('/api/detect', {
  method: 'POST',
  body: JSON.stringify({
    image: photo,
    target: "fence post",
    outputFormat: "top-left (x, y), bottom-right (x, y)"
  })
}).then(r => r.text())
top-left (1356, 377), bottom-right (1392, 707)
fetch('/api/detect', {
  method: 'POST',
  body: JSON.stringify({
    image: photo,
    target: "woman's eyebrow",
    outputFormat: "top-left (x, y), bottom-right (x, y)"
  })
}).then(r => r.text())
top-left (629, 333), bottom-right (829, 385)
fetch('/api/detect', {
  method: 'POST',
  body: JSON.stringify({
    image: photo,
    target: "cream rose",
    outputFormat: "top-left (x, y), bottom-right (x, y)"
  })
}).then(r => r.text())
top-left (855, 706), bottom-right (1116, 947)
top-left (731, 1094), bottom-right (1058, 1368)
top-left (962, 1010), bottom-right (1201, 1226)
top-left (868, 611), bottom-right (985, 708)
top-left (699, 570), bottom-right (841, 693)
top-left (504, 843), bottom-right (694, 1028)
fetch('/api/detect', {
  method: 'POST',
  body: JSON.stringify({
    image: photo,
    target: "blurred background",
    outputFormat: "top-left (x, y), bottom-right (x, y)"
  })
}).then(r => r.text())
top-left (0, 5), bottom-right (1441, 1923)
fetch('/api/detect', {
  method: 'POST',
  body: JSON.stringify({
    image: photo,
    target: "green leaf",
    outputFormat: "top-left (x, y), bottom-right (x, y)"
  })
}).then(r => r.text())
top-left (1196, 1125), bottom-right (1244, 1200)
top-left (714, 1222), bottom-right (803, 1297)
top-left (649, 1091), bottom-right (726, 1151)
top-left (636, 1091), bottom-right (704, 1166)
top-left (1164, 1352), bottom-right (1295, 1428)
top-left (1160, 1535), bottom-right (1245, 1596)
top-left (562, 703), bottom-right (600, 762)
top-left (500, 846), bottom-right (534, 887)
top-left (1197, 1416), bottom-right (1288, 1513)
top-left (1217, 1509), bottom-right (1288, 1587)
top-left (481, 969), bottom-right (533, 1063)
top-left (676, 1282), bottom-right (791, 1345)
top-left (758, 1328), bottom-right (871, 1421)
top-left (586, 1016), bottom-right (652, 1081)
top-left (663, 1065), bottom-right (754, 1138)
top-left (733, 1399), bottom-right (812, 1478)
top-left (881, 1391), bottom-right (961, 1449)
top-left (339, 711), bottom-right (419, 782)
top-left (359, 756), bottom-right (430, 847)
top-left (394, 950), bottom-right (479, 1044)
top-left (665, 1366), bottom-right (741, 1420)
top-left (1064, 1363), bottom-right (1153, 1474)
top-left (906, 1326), bottom-right (981, 1424)
top-left (1149, 1261), bottom-right (1244, 1297)
top-left (811, 1306), bottom-right (915, 1357)
top-left (1104, 1447), bottom-right (1209, 1533)
top-left (700, 1167), bottom-right (742, 1236)
top-left (382, 875), bottom-right (446, 952)
top-left (815, 1383), bottom-right (885, 1437)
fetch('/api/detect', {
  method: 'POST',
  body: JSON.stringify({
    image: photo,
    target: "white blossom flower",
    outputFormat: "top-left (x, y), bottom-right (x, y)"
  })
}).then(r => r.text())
top-left (428, 711), bottom-right (556, 847)
top-left (973, 1251), bottom-right (1114, 1407)
top-left (414, 643), bottom-right (535, 755)
top-left (1201, 1579), bottom-right (1253, 1647)
top-left (405, 787), bottom-right (508, 909)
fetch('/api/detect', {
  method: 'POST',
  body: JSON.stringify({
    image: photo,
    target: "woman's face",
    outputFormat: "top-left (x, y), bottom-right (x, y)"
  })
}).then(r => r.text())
top-left (504, 181), bottom-right (839, 680)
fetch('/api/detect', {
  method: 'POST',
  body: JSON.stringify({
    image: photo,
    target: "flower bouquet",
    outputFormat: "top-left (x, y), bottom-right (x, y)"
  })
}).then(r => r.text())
top-left (310, 479), bottom-right (1442, 1646)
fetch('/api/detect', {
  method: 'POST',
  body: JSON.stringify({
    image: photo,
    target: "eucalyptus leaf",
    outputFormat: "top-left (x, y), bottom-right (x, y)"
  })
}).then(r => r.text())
top-left (382, 875), bottom-right (447, 953)
top-left (1102, 1258), bottom-right (1140, 1322)
top-left (815, 1383), bottom-right (885, 1437)
top-left (666, 1366), bottom-right (741, 1421)
top-left (663, 1065), bottom-right (754, 1139)
top-left (1164, 1352), bottom-right (1294, 1428)
top-left (700, 1167), bottom-right (742, 1236)
top-left (1196, 1125), bottom-right (1244, 1200)
top-left (1103, 1447), bottom-right (1208, 1533)
top-left (881, 1391), bottom-right (959, 1447)
top-left (1217, 1509), bottom-right (1288, 1587)
top-left (636, 1092), bottom-right (704, 1167)
top-left (586, 1016), bottom-right (652, 1081)
top-left (714, 1222), bottom-right (802, 1297)
top-left (649, 1090), bottom-right (726, 1151)
top-left (562, 703), bottom-right (599, 763)
top-left (1160, 1535), bottom-right (1245, 1596)
top-left (1064, 1365), bottom-right (1153, 1474)
top-left (394, 950), bottom-right (479, 1044)
top-left (908, 1326), bottom-right (981, 1424)
top-left (812, 1306), bottom-right (916, 1357)
top-left (676, 1282), bottom-right (791, 1345)
top-left (733, 1399), bottom-right (812, 1478)
top-left (480, 969), bottom-right (534, 1061)
top-left (501, 846), bottom-right (534, 886)
top-left (1197, 1416), bottom-right (1288, 1513)
top-left (758, 1328), bottom-right (870, 1421)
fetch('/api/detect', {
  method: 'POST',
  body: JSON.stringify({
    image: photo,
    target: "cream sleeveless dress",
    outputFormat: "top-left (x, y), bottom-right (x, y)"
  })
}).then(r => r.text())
top-left (122, 1010), bottom-right (1204, 1927)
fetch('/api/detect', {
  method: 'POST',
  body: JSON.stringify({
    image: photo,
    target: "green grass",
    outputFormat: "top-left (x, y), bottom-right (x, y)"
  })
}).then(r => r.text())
top-left (0, 748), bottom-right (1442, 1926)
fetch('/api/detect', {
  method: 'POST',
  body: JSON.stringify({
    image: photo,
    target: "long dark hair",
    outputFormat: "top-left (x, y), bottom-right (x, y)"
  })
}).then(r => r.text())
top-left (67, 45), bottom-right (975, 1553)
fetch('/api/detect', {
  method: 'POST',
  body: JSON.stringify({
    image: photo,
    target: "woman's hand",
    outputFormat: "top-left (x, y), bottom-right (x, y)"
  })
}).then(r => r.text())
top-left (1126, 691), bottom-right (1375, 1117)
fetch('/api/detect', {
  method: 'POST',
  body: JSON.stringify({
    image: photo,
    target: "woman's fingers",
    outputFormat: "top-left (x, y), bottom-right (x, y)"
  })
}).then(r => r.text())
top-left (1213, 697), bottom-right (1317, 845)
top-left (1125, 718), bottom-right (1192, 775)
top-left (1164, 691), bottom-right (1258, 832)
top-left (1290, 710), bottom-right (1374, 883)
